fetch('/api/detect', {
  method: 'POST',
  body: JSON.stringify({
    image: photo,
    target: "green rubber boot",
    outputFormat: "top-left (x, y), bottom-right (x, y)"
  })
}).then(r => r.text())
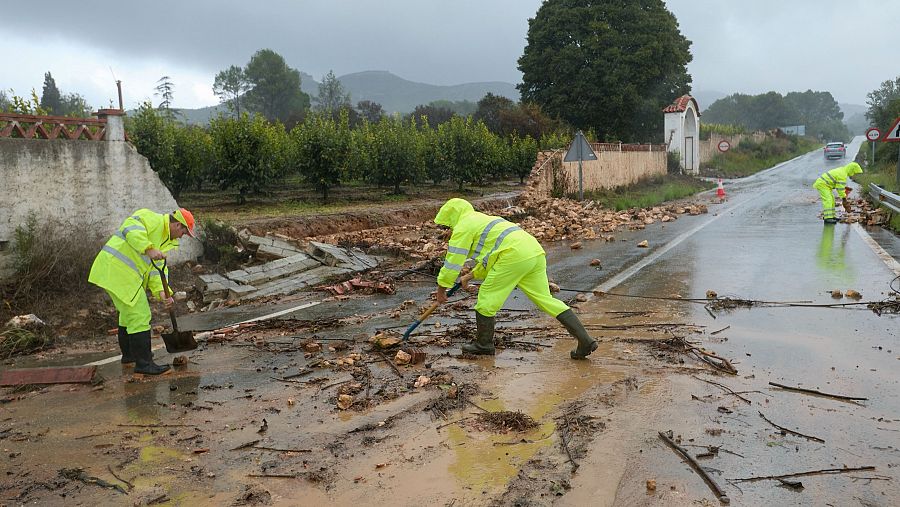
top-left (462, 312), bottom-right (496, 355)
top-left (557, 309), bottom-right (598, 360)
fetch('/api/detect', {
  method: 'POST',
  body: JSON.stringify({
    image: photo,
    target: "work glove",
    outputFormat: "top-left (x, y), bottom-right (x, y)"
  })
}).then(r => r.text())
top-left (842, 199), bottom-right (852, 213)
top-left (844, 186), bottom-right (852, 197)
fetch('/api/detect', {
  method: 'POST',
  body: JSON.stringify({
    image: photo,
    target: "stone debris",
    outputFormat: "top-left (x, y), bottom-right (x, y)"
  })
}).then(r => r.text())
top-left (846, 289), bottom-right (862, 300)
top-left (414, 376), bottom-right (431, 388)
top-left (831, 290), bottom-right (843, 299)
top-left (337, 394), bottom-right (354, 410)
top-left (394, 350), bottom-right (411, 365)
top-left (637, 240), bottom-right (649, 248)
top-left (6, 314), bottom-right (45, 329)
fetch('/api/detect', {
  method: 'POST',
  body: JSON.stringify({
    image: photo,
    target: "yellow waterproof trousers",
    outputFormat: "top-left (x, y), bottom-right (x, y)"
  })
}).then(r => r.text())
top-left (813, 180), bottom-right (836, 220)
top-left (106, 289), bottom-right (152, 334)
top-left (474, 253), bottom-right (570, 318)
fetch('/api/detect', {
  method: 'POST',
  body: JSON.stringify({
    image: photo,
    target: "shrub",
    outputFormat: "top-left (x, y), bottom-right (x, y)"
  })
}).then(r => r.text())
top-left (10, 215), bottom-right (104, 304)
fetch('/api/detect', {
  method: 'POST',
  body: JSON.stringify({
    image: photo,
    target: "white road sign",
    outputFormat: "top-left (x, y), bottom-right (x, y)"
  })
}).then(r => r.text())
top-left (717, 140), bottom-right (731, 153)
top-left (865, 127), bottom-right (881, 141)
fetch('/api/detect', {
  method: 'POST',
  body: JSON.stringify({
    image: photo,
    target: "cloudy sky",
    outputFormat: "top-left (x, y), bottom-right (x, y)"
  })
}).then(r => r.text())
top-left (1, 1), bottom-right (896, 111)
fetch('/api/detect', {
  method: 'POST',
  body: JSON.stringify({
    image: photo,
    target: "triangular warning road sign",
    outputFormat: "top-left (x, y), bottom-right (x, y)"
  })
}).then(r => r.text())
top-left (564, 131), bottom-right (598, 162)
top-left (882, 116), bottom-right (900, 142)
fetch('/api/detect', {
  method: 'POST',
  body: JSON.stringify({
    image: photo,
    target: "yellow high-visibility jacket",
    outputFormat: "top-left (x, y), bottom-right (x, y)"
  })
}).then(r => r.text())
top-left (88, 209), bottom-right (179, 306)
top-left (815, 162), bottom-right (863, 192)
top-left (434, 198), bottom-right (543, 288)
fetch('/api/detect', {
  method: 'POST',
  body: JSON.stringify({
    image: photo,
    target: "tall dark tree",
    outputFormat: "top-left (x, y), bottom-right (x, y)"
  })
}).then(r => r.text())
top-left (356, 100), bottom-right (385, 123)
top-left (243, 49), bottom-right (310, 123)
top-left (314, 70), bottom-right (352, 116)
top-left (40, 72), bottom-right (62, 114)
top-left (407, 104), bottom-right (455, 129)
top-left (518, 0), bottom-right (692, 142)
top-left (155, 76), bottom-right (175, 117)
top-left (866, 75), bottom-right (900, 129)
top-left (213, 65), bottom-right (249, 116)
top-left (474, 93), bottom-right (515, 134)
top-left (0, 90), bottom-right (10, 111)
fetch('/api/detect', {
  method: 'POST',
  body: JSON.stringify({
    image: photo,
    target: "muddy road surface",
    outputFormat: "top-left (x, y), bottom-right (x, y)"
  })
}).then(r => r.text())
top-left (2, 138), bottom-right (899, 506)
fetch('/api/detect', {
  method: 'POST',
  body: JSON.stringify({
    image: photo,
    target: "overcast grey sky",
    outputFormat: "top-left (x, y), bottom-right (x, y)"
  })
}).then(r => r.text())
top-left (1, 1), bottom-right (896, 111)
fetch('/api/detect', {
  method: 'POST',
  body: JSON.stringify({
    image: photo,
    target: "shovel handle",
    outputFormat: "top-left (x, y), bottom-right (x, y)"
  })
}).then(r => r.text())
top-left (150, 259), bottom-right (179, 333)
top-left (150, 258), bottom-right (172, 298)
top-left (415, 273), bottom-right (473, 320)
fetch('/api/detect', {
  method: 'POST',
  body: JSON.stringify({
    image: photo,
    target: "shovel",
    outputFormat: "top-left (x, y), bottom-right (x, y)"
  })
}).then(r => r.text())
top-left (402, 273), bottom-right (473, 342)
top-left (151, 259), bottom-right (198, 353)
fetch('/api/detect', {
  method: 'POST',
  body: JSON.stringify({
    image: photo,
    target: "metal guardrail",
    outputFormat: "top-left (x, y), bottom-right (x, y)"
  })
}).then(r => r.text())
top-left (868, 183), bottom-right (900, 214)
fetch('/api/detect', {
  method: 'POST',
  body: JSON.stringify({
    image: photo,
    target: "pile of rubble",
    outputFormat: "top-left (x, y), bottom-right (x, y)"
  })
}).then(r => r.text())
top-left (516, 195), bottom-right (707, 242)
top-left (300, 196), bottom-right (710, 266)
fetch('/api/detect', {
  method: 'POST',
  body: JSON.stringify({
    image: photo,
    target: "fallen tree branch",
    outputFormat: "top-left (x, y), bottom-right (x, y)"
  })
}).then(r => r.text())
top-left (560, 414), bottom-right (579, 472)
top-left (59, 468), bottom-right (127, 494)
top-left (253, 446), bottom-right (312, 453)
top-left (692, 375), bottom-right (751, 404)
top-left (378, 351), bottom-right (404, 378)
top-left (757, 411), bottom-right (825, 443)
top-left (658, 431), bottom-right (730, 505)
top-left (768, 382), bottom-right (867, 401)
top-left (107, 465), bottom-right (133, 491)
top-left (732, 466), bottom-right (875, 483)
top-left (247, 473), bottom-right (298, 478)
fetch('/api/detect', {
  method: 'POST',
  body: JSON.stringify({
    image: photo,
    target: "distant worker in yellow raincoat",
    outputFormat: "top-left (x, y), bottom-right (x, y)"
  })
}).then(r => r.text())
top-left (434, 198), bottom-right (597, 359)
top-left (89, 209), bottom-right (195, 375)
top-left (813, 162), bottom-right (862, 224)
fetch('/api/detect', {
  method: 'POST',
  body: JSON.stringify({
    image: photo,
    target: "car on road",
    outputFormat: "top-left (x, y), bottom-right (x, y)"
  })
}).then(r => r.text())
top-left (824, 142), bottom-right (846, 159)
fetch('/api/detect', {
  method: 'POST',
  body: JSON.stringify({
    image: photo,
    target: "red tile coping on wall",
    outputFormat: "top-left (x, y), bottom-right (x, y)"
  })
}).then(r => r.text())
top-left (662, 95), bottom-right (699, 114)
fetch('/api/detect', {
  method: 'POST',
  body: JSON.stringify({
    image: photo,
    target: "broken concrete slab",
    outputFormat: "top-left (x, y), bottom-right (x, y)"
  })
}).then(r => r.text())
top-left (225, 253), bottom-right (321, 286)
top-left (246, 266), bottom-right (352, 299)
top-left (0, 366), bottom-right (96, 386)
top-left (307, 241), bottom-right (379, 271)
top-left (249, 235), bottom-right (305, 260)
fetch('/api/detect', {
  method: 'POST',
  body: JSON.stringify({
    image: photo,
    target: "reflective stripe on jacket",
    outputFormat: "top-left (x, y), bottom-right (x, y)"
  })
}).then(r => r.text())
top-left (815, 162), bottom-right (862, 191)
top-left (88, 209), bottom-right (179, 305)
top-left (434, 198), bottom-right (544, 288)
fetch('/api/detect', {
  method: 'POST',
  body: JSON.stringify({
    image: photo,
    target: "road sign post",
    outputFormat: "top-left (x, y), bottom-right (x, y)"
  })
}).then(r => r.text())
top-left (865, 127), bottom-right (881, 167)
top-left (563, 131), bottom-right (598, 201)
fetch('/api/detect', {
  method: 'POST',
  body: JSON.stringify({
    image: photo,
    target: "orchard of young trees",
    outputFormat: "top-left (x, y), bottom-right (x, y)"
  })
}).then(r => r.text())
top-left (127, 101), bottom-right (553, 203)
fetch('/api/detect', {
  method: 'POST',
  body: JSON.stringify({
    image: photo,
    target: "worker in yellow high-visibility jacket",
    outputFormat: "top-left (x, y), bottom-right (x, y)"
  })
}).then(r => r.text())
top-left (434, 198), bottom-right (598, 359)
top-left (813, 162), bottom-right (862, 224)
top-left (89, 208), bottom-right (195, 375)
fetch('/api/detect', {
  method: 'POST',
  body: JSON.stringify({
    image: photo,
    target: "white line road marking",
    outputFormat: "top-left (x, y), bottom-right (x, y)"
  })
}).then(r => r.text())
top-left (851, 223), bottom-right (900, 276)
top-left (595, 198), bottom-right (755, 293)
top-left (84, 301), bottom-right (322, 367)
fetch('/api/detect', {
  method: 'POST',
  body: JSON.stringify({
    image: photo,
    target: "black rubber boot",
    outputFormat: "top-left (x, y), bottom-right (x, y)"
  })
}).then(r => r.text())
top-left (131, 330), bottom-right (171, 375)
top-left (118, 326), bottom-right (135, 365)
top-left (462, 312), bottom-right (496, 355)
top-left (557, 309), bottom-right (598, 359)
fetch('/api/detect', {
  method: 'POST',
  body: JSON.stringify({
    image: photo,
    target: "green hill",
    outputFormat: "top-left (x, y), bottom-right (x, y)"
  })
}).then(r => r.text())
top-left (159, 70), bottom-right (519, 125)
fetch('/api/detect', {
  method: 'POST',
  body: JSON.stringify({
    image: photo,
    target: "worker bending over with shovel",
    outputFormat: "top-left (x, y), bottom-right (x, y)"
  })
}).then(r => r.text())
top-left (434, 198), bottom-right (598, 359)
top-left (89, 208), bottom-right (195, 375)
top-left (813, 162), bottom-right (862, 224)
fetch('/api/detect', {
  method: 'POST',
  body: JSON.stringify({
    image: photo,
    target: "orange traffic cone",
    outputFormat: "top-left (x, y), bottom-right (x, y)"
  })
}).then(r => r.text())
top-left (716, 179), bottom-right (726, 202)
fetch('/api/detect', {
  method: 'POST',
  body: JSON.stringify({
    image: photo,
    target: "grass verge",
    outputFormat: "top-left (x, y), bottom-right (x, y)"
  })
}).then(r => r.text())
top-left (585, 175), bottom-right (714, 211)
top-left (701, 136), bottom-right (820, 178)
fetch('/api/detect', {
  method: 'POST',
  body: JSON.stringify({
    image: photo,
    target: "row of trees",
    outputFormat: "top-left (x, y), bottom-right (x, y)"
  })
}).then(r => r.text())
top-left (128, 104), bottom-right (547, 203)
top-left (1, 72), bottom-right (91, 117)
top-left (702, 90), bottom-right (850, 141)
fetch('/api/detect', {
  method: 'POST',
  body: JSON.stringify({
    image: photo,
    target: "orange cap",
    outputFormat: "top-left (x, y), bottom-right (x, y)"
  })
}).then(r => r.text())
top-left (173, 208), bottom-right (195, 237)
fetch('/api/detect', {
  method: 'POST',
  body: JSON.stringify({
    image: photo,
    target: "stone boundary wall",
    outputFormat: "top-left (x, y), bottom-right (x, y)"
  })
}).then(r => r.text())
top-left (527, 148), bottom-right (667, 198)
top-left (0, 136), bottom-right (201, 279)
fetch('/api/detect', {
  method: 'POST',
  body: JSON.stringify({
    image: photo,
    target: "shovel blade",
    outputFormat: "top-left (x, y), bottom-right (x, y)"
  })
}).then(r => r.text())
top-left (162, 331), bottom-right (198, 353)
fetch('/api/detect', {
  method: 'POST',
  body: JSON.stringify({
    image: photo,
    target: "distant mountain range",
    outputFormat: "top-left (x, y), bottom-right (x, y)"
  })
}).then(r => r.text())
top-left (165, 70), bottom-right (520, 125)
